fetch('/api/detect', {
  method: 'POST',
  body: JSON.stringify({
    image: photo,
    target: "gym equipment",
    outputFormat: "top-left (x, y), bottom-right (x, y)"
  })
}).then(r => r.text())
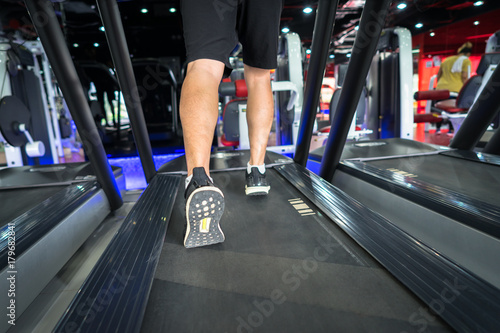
top-left (364, 27), bottom-right (414, 140)
top-left (0, 96), bottom-right (46, 161)
top-left (309, 0), bottom-right (500, 318)
top-left (132, 58), bottom-right (181, 140)
top-left (414, 52), bottom-right (500, 134)
top-left (0, 1), bottom-right (124, 330)
top-left (319, 27), bottom-right (413, 144)
top-left (0, 38), bottom-right (63, 166)
top-left (8, 0), bottom-right (500, 332)
top-left (54, 1), bottom-right (499, 332)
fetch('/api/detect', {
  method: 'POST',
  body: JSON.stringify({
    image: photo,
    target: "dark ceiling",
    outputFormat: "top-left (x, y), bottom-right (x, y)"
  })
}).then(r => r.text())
top-left (1, 0), bottom-right (500, 66)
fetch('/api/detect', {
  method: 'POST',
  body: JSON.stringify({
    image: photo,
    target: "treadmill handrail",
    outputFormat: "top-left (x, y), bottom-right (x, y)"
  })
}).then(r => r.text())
top-left (294, 0), bottom-right (339, 166)
top-left (319, 0), bottom-right (392, 181)
top-left (24, 0), bottom-right (123, 210)
top-left (450, 63), bottom-right (500, 150)
top-left (96, 0), bottom-right (157, 183)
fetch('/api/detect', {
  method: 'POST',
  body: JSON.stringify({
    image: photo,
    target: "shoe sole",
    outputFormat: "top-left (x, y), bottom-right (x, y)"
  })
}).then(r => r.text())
top-left (185, 186), bottom-right (225, 248)
top-left (245, 185), bottom-right (270, 196)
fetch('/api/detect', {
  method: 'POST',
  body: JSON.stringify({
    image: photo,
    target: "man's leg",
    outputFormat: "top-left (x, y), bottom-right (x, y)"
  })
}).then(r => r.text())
top-left (243, 64), bottom-right (273, 196)
top-left (180, 58), bottom-right (226, 248)
top-left (180, 59), bottom-right (225, 176)
top-left (244, 64), bottom-right (274, 166)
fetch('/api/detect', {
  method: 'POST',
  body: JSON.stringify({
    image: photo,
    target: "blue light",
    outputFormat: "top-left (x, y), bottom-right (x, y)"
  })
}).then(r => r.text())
top-left (415, 23), bottom-right (423, 29)
top-left (303, 7), bottom-right (313, 14)
top-left (474, 1), bottom-right (484, 6)
top-left (281, 27), bottom-right (290, 33)
top-left (397, 3), bottom-right (407, 10)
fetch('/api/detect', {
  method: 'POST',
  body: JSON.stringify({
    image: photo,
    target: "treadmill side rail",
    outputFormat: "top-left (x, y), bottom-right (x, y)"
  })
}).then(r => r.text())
top-left (339, 159), bottom-right (500, 239)
top-left (0, 181), bottom-right (101, 266)
top-left (54, 174), bottom-right (180, 333)
top-left (276, 163), bottom-right (500, 333)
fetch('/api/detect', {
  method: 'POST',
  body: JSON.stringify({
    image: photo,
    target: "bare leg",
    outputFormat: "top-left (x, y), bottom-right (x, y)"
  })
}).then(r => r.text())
top-left (244, 64), bottom-right (274, 166)
top-left (180, 59), bottom-right (225, 176)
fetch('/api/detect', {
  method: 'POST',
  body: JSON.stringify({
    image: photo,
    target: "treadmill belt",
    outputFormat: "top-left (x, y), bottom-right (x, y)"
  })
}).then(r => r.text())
top-left (366, 154), bottom-right (500, 207)
top-left (141, 170), bottom-right (452, 332)
top-left (0, 186), bottom-right (67, 225)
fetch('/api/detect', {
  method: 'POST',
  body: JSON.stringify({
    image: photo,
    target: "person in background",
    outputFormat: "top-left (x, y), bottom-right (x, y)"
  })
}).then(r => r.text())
top-left (180, 0), bottom-right (284, 248)
top-left (435, 42), bottom-right (473, 133)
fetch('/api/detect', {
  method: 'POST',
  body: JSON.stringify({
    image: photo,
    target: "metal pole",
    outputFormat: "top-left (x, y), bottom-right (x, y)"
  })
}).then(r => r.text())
top-left (482, 127), bottom-right (500, 155)
top-left (96, 0), bottom-right (156, 183)
top-left (319, 0), bottom-right (392, 182)
top-left (293, 0), bottom-right (339, 166)
top-left (24, 0), bottom-right (123, 210)
top-left (450, 65), bottom-right (500, 150)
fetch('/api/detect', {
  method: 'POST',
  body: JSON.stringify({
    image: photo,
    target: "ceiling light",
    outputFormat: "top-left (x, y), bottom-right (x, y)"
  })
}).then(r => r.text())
top-left (169, 7), bottom-right (177, 13)
top-left (94, 43), bottom-right (100, 47)
top-left (474, 21), bottom-right (480, 25)
top-left (354, 25), bottom-right (359, 31)
top-left (99, 26), bottom-right (105, 32)
top-left (396, 3), bottom-right (407, 10)
top-left (430, 32), bottom-right (435, 37)
top-left (329, 54), bottom-right (335, 59)
top-left (474, 1), bottom-right (484, 6)
top-left (306, 49), bottom-right (312, 54)
top-left (73, 43), bottom-right (79, 48)
top-left (303, 7), bottom-right (313, 14)
top-left (415, 23), bottom-right (423, 29)
top-left (281, 27), bottom-right (290, 33)
top-left (141, 8), bottom-right (148, 14)
top-left (346, 53), bottom-right (351, 58)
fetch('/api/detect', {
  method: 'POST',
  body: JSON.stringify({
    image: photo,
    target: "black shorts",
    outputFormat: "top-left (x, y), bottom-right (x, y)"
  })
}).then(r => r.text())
top-left (181, 0), bottom-right (284, 76)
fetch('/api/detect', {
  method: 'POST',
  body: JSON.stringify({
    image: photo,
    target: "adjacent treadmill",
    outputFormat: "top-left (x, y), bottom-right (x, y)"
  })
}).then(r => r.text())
top-left (0, 1), bottom-right (126, 331)
top-left (307, 0), bottom-right (500, 295)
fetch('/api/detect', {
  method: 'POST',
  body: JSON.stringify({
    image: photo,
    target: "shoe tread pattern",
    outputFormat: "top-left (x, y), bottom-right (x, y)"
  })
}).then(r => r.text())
top-left (184, 187), bottom-right (225, 248)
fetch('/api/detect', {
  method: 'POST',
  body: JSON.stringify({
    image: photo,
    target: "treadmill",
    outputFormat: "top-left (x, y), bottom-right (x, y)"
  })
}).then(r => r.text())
top-left (0, 2), bottom-right (126, 332)
top-left (15, 0), bottom-right (500, 332)
top-left (306, 0), bottom-right (500, 296)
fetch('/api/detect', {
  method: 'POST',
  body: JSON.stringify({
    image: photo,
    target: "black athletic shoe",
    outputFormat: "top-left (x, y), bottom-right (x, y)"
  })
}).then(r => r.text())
top-left (245, 167), bottom-right (270, 196)
top-left (184, 167), bottom-right (225, 248)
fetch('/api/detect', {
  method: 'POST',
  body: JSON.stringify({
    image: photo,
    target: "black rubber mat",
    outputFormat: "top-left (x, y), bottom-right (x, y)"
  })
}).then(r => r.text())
top-left (367, 154), bottom-right (500, 207)
top-left (310, 138), bottom-right (441, 162)
top-left (0, 186), bottom-right (67, 225)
